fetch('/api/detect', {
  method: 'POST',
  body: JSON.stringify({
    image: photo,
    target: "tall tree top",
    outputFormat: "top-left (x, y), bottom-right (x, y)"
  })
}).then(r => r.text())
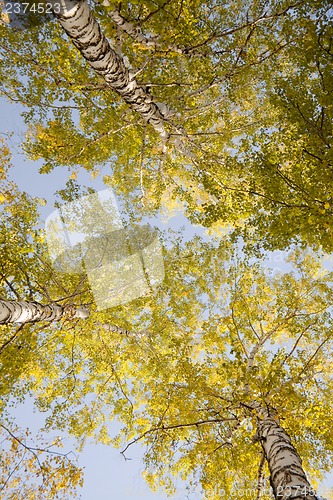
top-left (1, 0), bottom-right (332, 252)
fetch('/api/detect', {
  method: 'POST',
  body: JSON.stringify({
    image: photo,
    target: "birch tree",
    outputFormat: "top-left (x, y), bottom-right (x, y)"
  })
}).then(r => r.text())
top-left (2, 159), bottom-right (333, 497)
top-left (2, 122), bottom-right (333, 498)
top-left (253, 404), bottom-right (320, 500)
top-left (9, 231), bottom-right (329, 499)
top-left (0, 143), bottom-right (87, 497)
top-left (0, 299), bottom-right (89, 324)
top-left (1, 0), bottom-right (332, 252)
top-left (98, 243), bottom-right (333, 499)
top-left (50, 0), bottom-right (170, 141)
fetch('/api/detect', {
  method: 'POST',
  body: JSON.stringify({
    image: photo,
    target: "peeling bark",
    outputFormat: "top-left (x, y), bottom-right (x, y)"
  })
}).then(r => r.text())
top-left (0, 299), bottom-right (89, 324)
top-left (50, 0), bottom-right (169, 140)
top-left (97, 321), bottom-right (148, 338)
top-left (255, 405), bottom-right (321, 500)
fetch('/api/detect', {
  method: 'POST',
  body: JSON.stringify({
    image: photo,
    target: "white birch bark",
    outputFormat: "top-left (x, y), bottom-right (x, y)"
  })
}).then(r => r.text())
top-left (240, 320), bottom-right (325, 500)
top-left (99, 322), bottom-right (145, 337)
top-left (0, 299), bottom-right (89, 324)
top-left (50, 0), bottom-right (169, 141)
top-left (255, 404), bottom-right (321, 500)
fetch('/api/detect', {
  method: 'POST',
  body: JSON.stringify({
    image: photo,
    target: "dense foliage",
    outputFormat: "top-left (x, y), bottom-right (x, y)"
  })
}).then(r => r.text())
top-left (1, 0), bottom-right (333, 497)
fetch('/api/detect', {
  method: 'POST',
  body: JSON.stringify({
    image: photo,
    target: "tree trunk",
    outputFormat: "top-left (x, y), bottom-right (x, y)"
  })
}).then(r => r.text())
top-left (255, 405), bottom-right (321, 500)
top-left (0, 299), bottom-right (89, 324)
top-left (50, 0), bottom-right (169, 140)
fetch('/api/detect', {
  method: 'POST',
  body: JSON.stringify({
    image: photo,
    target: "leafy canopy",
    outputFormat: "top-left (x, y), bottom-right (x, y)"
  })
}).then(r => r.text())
top-left (1, 0), bottom-right (332, 251)
top-left (2, 169), bottom-right (333, 497)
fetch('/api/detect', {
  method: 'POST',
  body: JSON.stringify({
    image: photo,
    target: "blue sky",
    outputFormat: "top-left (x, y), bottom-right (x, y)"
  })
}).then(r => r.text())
top-left (1, 92), bottom-right (333, 498)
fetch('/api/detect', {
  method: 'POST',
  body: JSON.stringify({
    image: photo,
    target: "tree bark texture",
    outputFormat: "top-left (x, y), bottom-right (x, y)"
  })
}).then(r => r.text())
top-left (51, 0), bottom-right (169, 140)
top-left (256, 405), bottom-right (320, 500)
top-left (0, 299), bottom-right (89, 324)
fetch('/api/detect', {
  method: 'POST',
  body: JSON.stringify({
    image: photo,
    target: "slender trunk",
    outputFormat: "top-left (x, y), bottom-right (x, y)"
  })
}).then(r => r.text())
top-left (50, 0), bottom-right (169, 140)
top-left (255, 405), bottom-right (320, 500)
top-left (0, 299), bottom-right (89, 324)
